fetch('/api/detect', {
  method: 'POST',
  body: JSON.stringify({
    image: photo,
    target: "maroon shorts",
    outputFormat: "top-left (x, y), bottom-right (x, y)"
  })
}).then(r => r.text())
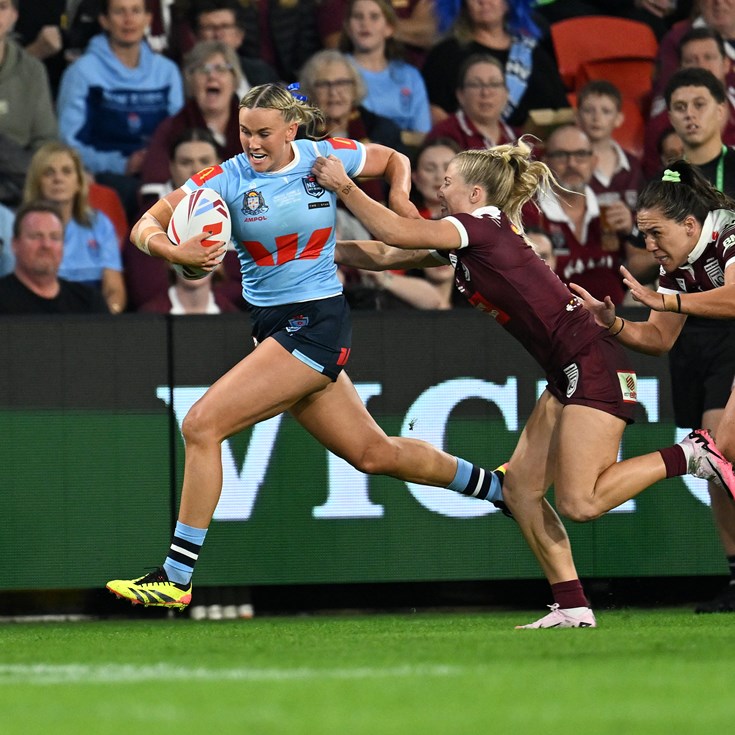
top-left (545, 335), bottom-right (637, 423)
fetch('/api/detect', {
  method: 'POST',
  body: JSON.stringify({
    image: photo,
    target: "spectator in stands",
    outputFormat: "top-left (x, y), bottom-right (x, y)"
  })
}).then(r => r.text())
top-left (0, 201), bottom-right (109, 314)
top-left (0, 200), bottom-right (14, 276)
top-left (526, 226), bottom-right (557, 272)
top-left (319, 0), bottom-right (442, 65)
top-left (658, 126), bottom-right (685, 165)
top-left (56, 0), bottom-right (184, 221)
top-left (644, 26), bottom-right (735, 177)
top-left (23, 142), bottom-right (127, 314)
top-left (410, 136), bottom-right (461, 219)
top-left (408, 136), bottom-right (461, 308)
top-left (657, 63), bottom-right (735, 614)
top-left (299, 48), bottom-right (405, 205)
top-left (127, 127), bottom-right (245, 312)
top-left (655, 0), bottom-right (735, 98)
top-left (524, 124), bottom-right (640, 304)
top-left (0, 0), bottom-right (58, 207)
top-left (339, 0), bottom-right (431, 146)
top-left (189, 0), bottom-right (280, 97)
top-left (13, 0), bottom-right (66, 98)
top-left (139, 266), bottom-right (239, 313)
top-left (423, 0), bottom-right (567, 128)
top-left (238, 0), bottom-right (324, 83)
top-left (575, 80), bottom-right (644, 211)
top-left (142, 40), bottom-right (243, 187)
top-left (424, 53), bottom-right (516, 151)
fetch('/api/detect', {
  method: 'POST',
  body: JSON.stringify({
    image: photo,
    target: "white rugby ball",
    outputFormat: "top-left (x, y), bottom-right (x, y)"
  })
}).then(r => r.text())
top-left (167, 187), bottom-right (232, 280)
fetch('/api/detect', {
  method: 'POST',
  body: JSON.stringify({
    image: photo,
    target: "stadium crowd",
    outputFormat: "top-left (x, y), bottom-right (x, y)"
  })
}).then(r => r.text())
top-left (4, 0), bottom-right (735, 616)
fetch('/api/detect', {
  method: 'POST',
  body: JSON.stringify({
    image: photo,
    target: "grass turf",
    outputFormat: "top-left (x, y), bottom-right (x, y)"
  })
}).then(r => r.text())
top-left (0, 609), bottom-right (733, 734)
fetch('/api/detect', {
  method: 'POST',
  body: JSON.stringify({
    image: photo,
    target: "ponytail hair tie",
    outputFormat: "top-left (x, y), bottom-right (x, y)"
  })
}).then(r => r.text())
top-left (662, 169), bottom-right (681, 183)
top-left (286, 82), bottom-right (308, 103)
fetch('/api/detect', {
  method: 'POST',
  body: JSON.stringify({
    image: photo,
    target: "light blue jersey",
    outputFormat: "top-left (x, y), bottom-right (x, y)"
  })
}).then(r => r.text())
top-left (183, 138), bottom-right (366, 307)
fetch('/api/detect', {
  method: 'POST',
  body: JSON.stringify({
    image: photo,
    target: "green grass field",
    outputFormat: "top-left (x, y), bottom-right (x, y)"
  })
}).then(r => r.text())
top-left (1, 609), bottom-right (733, 734)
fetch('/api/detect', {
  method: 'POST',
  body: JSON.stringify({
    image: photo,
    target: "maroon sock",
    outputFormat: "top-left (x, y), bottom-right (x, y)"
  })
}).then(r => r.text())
top-left (551, 579), bottom-right (588, 609)
top-left (659, 445), bottom-right (687, 478)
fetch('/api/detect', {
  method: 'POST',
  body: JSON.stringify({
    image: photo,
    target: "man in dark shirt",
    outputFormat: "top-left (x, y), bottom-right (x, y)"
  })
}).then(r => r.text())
top-left (0, 201), bottom-right (109, 314)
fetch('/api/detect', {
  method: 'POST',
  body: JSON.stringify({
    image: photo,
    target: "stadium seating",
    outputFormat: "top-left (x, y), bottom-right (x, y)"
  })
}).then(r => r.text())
top-left (550, 15), bottom-right (659, 93)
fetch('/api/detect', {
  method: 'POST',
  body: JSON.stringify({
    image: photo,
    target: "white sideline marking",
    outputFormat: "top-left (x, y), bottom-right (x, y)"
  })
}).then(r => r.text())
top-left (0, 663), bottom-right (463, 685)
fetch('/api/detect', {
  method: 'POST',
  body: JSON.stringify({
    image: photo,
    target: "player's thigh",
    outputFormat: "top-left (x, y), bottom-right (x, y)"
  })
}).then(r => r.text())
top-left (290, 370), bottom-right (390, 465)
top-left (186, 337), bottom-right (332, 440)
top-left (505, 391), bottom-right (563, 499)
top-left (554, 403), bottom-right (625, 499)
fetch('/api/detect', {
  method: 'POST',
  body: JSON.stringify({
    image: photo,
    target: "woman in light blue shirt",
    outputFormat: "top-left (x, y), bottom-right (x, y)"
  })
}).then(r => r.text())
top-left (23, 142), bottom-right (127, 313)
top-left (340, 0), bottom-right (431, 142)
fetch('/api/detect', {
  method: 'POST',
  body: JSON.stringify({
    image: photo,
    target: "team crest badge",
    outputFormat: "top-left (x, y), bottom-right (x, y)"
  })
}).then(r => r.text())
top-left (302, 174), bottom-right (325, 198)
top-left (242, 189), bottom-right (269, 216)
top-left (286, 315), bottom-right (309, 333)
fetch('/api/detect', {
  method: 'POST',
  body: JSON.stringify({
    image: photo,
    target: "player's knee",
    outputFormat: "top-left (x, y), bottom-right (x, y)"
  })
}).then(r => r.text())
top-left (555, 494), bottom-right (599, 523)
top-left (350, 437), bottom-right (396, 476)
top-left (181, 402), bottom-right (218, 446)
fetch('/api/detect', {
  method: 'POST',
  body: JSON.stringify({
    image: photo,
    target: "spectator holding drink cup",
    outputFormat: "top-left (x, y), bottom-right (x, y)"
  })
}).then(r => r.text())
top-left (575, 80), bottom-right (645, 251)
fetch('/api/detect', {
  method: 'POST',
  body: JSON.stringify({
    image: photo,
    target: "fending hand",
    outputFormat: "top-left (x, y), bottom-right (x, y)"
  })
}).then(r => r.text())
top-left (312, 155), bottom-right (350, 193)
top-left (620, 265), bottom-right (663, 309)
top-left (568, 281), bottom-right (617, 329)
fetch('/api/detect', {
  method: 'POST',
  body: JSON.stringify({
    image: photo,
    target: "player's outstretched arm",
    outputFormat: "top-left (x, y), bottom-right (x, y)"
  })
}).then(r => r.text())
top-left (335, 240), bottom-right (444, 271)
top-left (313, 155), bottom-right (459, 250)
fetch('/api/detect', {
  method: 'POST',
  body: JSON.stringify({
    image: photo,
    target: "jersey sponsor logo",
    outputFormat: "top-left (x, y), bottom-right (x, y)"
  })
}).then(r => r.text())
top-left (723, 233), bottom-right (735, 249)
top-left (617, 370), bottom-right (638, 403)
top-left (328, 137), bottom-right (358, 150)
top-left (302, 174), bottom-right (325, 198)
top-left (191, 165), bottom-right (223, 186)
top-left (563, 362), bottom-right (579, 398)
top-left (241, 189), bottom-right (269, 217)
top-left (286, 315), bottom-right (309, 333)
top-left (308, 201), bottom-right (330, 209)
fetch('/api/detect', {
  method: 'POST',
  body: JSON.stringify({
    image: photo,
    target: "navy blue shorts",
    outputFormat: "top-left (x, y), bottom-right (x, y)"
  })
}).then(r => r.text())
top-left (250, 294), bottom-right (352, 381)
top-left (545, 335), bottom-right (637, 424)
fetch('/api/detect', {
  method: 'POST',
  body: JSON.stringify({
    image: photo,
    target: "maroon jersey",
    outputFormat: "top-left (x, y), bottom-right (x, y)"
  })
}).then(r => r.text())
top-left (425, 111), bottom-right (517, 152)
top-left (589, 142), bottom-right (644, 211)
top-left (658, 209), bottom-right (735, 296)
top-left (443, 207), bottom-right (606, 372)
top-left (523, 192), bottom-right (627, 305)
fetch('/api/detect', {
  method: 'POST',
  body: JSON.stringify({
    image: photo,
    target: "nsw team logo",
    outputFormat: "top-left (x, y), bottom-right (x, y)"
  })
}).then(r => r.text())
top-left (286, 315), bottom-right (309, 333)
top-left (302, 174), bottom-right (325, 198)
top-left (242, 189), bottom-right (269, 216)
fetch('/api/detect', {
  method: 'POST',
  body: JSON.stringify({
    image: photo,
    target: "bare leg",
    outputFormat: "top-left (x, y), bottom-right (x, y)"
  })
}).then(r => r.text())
top-left (554, 405), bottom-right (669, 522)
top-left (290, 370), bottom-right (458, 485)
top-left (501, 391), bottom-right (579, 584)
top-left (177, 339), bottom-right (333, 527)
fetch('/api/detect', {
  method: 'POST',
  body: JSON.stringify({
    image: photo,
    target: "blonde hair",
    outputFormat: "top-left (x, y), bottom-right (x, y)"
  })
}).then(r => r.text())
top-left (23, 142), bottom-right (92, 227)
top-left (452, 138), bottom-right (556, 230)
top-left (239, 83), bottom-right (325, 139)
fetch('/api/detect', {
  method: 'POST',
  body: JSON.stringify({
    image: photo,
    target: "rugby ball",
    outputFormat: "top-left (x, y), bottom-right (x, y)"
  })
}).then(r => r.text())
top-left (167, 187), bottom-right (232, 280)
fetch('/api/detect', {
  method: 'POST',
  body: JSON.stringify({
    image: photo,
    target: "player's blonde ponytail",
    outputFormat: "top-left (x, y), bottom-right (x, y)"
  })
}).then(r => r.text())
top-left (453, 138), bottom-right (557, 231)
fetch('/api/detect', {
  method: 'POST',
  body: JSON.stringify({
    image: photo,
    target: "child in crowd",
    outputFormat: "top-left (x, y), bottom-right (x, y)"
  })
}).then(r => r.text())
top-left (575, 79), bottom-right (644, 211)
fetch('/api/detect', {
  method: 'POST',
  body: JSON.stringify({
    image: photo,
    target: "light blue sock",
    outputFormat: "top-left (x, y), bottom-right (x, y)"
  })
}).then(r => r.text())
top-left (448, 457), bottom-right (502, 502)
top-left (163, 521), bottom-right (208, 585)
